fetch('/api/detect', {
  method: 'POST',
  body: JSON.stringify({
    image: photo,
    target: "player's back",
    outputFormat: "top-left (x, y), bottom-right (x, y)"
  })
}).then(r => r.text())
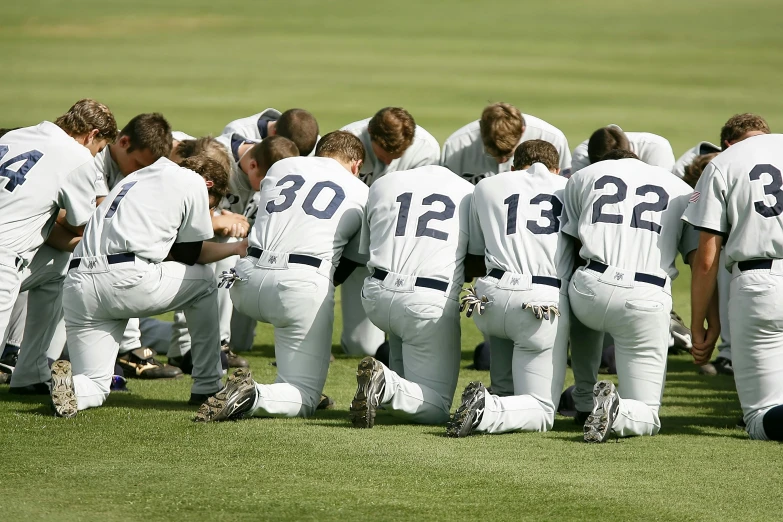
top-left (222, 108), bottom-right (282, 139)
top-left (251, 156), bottom-right (369, 265)
top-left (77, 157), bottom-right (213, 263)
top-left (214, 132), bottom-right (258, 213)
top-left (564, 158), bottom-right (693, 279)
top-left (470, 163), bottom-right (573, 280)
top-left (365, 165), bottom-right (473, 285)
top-left (0, 122), bottom-right (94, 259)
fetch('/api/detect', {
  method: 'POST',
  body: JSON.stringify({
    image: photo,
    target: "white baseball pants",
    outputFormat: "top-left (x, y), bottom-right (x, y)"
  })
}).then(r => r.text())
top-left (341, 269), bottom-right (385, 356)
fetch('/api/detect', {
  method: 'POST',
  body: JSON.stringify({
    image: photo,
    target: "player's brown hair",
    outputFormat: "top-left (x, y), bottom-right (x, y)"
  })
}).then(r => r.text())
top-left (180, 154), bottom-right (229, 203)
top-left (600, 149), bottom-right (638, 161)
top-left (120, 113), bottom-right (172, 158)
top-left (276, 109), bottom-right (319, 156)
top-left (55, 99), bottom-right (118, 142)
top-left (315, 130), bottom-right (365, 163)
top-left (587, 127), bottom-right (631, 164)
top-left (479, 102), bottom-right (525, 159)
top-left (368, 107), bottom-right (416, 155)
top-left (683, 153), bottom-right (719, 189)
top-left (513, 139), bottom-right (560, 171)
top-left (720, 113), bottom-right (770, 150)
top-left (250, 135), bottom-right (299, 172)
top-left (175, 137), bottom-right (232, 178)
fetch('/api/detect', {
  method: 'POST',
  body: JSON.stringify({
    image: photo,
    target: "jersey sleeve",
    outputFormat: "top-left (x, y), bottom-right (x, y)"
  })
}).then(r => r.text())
top-left (58, 160), bottom-right (98, 227)
top-left (681, 162), bottom-right (729, 235)
top-left (176, 181), bottom-right (215, 243)
top-left (467, 191), bottom-right (485, 256)
top-left (562, 175), bottom-right (583, 238)
top-left (440, 139), bottom-right (463, 174)
top-left (557, 138), bottom-right (572, 175)
top-left (357, 204), bottom-right (371, 258)
top-left (570, 140), bottom-right (590, 174)
top-left (678, 222), bottom-right (700, 261)
top-left (647, 141), bottom-right (676, 172)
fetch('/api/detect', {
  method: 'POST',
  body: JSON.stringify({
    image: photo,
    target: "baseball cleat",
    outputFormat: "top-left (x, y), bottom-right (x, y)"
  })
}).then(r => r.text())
top-left (446, 381), bottom-right (486, 438)
top-left (50, 360), bottom-right (77, 419)
top-left (713, 357), bottom-right (734, 376)
top-left (584, 380), bottom-right (620, 443)
top-left (221, 341), bottom-right (249, 369)
top-left (117, 347), bottom-right (183, 379)
top-left (669, 310), bottom-right (692, 352)
top-left (193, 368), bottom-right (256, 422)
top-left (317, 394), bottom-right (335, 410)
top-left (349, 356), bottom-right (386, 429)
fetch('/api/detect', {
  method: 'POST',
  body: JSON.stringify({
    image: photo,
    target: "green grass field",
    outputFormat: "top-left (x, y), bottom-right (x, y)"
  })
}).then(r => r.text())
top-left (2, 0), bottom-right (783, 520)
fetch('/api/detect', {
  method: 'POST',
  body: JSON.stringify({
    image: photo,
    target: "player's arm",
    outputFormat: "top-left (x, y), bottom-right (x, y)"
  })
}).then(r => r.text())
top-left (55, 209), bottom-right (85, 236)
top-left (334, 258), bottom-right (361, 286)
top-left (197, 239), bottom-right (248, 264)
top-left (46, 222), bottom-right (82, 252)
top-left (689, 231), bottom-right (723, 364)
top-left (212, 210), bottom-right (249, 238)
top-left (463, 254), bottom-right (485, 281)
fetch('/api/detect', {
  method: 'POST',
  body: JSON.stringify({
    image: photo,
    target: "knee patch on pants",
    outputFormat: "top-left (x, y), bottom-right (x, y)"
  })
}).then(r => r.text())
top-left (762, 405), bottom-right (783, 441)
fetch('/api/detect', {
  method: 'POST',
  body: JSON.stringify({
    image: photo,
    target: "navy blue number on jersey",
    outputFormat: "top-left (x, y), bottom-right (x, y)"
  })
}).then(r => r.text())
top-left (591, 176), bottom-right (669, 234)
top-left (749, 164), bottom-right (783, 218)
top-left (105, 181), bottom-right (138, 218)
top-left (504, 193), bottom-right (563, 235)
top-left (266, 175), bottom-right (345, 219)
top-left (394, 192), bottom-right (455, 241)
top-left (0, 145), bottom-right (44, 193)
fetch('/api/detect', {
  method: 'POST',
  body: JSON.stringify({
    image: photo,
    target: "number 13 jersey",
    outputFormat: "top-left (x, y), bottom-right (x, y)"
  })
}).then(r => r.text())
top-left (361, 165), bottom-right (474, 284)
top-left (683, 134), bottom-right (783, 271)
top-left (563, 158), bottom-right (697, 280)
top-left (469, 163), bottom-right (573, 281)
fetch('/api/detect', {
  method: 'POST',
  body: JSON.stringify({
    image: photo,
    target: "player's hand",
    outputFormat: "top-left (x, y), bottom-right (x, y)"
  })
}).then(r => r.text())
top-left (691, 321), bottom-right (720, 366)
top-left (213, 211), bottom-right (249, 237)
top-left (221, 222), bottom-right (249, 238)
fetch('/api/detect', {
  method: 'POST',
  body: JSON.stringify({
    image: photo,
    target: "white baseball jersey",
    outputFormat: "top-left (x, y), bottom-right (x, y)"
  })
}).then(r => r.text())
top-left (563, 158), bottom-right (697, 279)
top-left (0, 122), bottom-right (97, 261)
top-left (251, 156), bottom-right (369, 265)
top-left (172, 131), bottom-right (196, 142)
top-left (77, 157), bottom-right (213, 263)
top-left (571, 126), bottom-right (675, 174)
top-left (672, 141), bottom-right (721, 179)
top-left (341, 118), bottom-right (440, 186)
top-left (93, 145), bottom-right (123, 197)
top-left (469, 163), bottom-right (574, 280)
top-left (682, 134), bottom-right (783, 271)
top-left (361, 165), bottom-right (473, 284)
top-left (441, 115), bottom-right (572, 184)
top-left (222, 108), bottom-right (282, 139)
top-left (214, 133), bottom-right (260, 215)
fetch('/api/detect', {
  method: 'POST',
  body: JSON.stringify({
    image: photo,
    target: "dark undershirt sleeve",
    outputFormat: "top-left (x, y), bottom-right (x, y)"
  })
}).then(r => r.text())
top-left (169, 241), bottom-right (203, 266)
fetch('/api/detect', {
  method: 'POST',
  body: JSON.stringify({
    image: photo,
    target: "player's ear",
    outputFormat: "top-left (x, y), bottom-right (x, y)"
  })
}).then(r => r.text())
top-left (117, 134), bottom-right (131, 149)
top-left (85, 128), bottom-right (100, 145)
top-left (351, 159), bottom-right (363, 177)
top-left (554, 167), bottom-right (561, 175)
top-left (204, 180), bottom-right (214, 189)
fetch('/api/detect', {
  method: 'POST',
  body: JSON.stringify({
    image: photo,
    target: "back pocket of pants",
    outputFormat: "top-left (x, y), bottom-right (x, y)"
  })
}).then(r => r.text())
top-left (625, 300), bottom-right (664, 312)
top-left (278, 280), bottom-right (318, 293)
top-left (404, 303), bottom-right (444, 320)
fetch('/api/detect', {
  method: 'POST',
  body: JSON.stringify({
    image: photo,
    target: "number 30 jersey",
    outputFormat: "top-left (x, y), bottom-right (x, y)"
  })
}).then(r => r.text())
top-left (563, 158), bottom-right (697, 280)
top-left (469, 163), bottom-right (573, 281)
top-left (361, 165), bottom-right (474, 284)
top-left (683, 134), bottom-right (783, 271)
top-left (250, 156), bottom-right (369, 265)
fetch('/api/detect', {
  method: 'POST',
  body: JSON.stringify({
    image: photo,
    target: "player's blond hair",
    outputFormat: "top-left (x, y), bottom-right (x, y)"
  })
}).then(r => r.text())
top-left (251, 135), bottom-right (299, 172)
top-left (683, 153), bottom-right (719, 189)
top-left (315, 131), bottom-right (365, 164)
top-left (479, 103), bottom-right (525, 159)
top-left (175, 137), bottom-right (232, 179)
top-left (720, 114), bottom-right (770, 150)
top-left (180, 154), bottom-right (229, 203)
top-left (368, 107), bottom-right (416, 156)
top-left (513, 139), bottom-right (560, 171)
top-left (55, 99), bottom-right (118, 142)
top-left (277, 109), bottom-right (319, 156)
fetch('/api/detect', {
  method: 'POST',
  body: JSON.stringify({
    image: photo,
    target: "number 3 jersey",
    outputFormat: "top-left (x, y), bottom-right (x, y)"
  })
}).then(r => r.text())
top-left (0, 122), bottom-right (97, 261)
top-left (250, 156), bottom-right (369, 265)
top-left (683, 134), bottom-right (783, 271)
top-left (76, 157), bottom-right (214, 263)
top-left (469, 163), bottom-right (573, 280)
top-left (563, 158), bottom-right (697, 280)
top-left (361, 165), bottom-right (473, 284)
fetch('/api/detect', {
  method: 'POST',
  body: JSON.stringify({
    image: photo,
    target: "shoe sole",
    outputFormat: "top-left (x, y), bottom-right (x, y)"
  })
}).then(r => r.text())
top-left (51, 360), bottom-right (77, 419)
top-left (584, 381), bottom-right (618, 443)
top-left (349, 357), bottom-right (380, 429)
top-left (194, 369), bottom-right (253, 422)
top-left (446, 382), bottom-right (483, 438)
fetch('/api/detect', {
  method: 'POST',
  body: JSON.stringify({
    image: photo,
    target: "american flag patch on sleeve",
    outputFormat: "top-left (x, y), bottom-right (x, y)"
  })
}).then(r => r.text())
top-left (689, 191), bottom-right (700, 203)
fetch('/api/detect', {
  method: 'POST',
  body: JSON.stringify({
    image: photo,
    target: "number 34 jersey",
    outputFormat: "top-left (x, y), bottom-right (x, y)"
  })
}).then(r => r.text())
top-left (250, 156), bottom-right (370, 265)
top-left (361, 165), bottom-right (474, 284)
top-left (683, 134), bottom-right (783, 271)
top-left (76, 157), bottom-right (214, 263)
top-left (563, 158), bottom-right (698, 280)
top-left (469, 163), bottom-right (574, 281)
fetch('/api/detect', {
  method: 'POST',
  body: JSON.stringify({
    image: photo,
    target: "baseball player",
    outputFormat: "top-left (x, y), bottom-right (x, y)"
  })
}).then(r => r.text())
top-left (673, 141), bottom-right (721, 180)
top-left (222, 108), bottom-right (320, 156)
top-left (441, 102), bottom-right (572, 184)
top-left (684, 133), bottom-right (783, 441)
top-left (50, 154), bottom-right (242, 417)
top-left (563, 149), bottom-right (698, 442)
top-left (570, 125), bottom-right (675, 174)
top-left (0, 99), bottom-right (117, 394)
top-left (447, 140), bottom-right (573, 437)
top-left (194, 131), bottom-right (369, 422)
top-left (338, 107), bottom-right (441, 359)
top-left (346, 163), bottom-right (474, 428)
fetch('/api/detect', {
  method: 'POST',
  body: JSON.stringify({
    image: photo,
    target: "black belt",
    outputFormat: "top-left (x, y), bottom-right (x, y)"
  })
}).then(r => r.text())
top-left (737, 259), bottom-right (773, 272)
top-left (247, 247), bottom-right (322, 268)
top-left (68, 252), bottom-right (135, 271)
top-left (487, 268), bottom-right (561, 289)
top-left (586, 261), bottom-right (666, 288)
top-left (372, 268), bottom-right (449, 292)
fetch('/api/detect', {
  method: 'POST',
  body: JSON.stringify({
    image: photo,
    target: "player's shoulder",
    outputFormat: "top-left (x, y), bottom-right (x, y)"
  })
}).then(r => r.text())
top-left (340, 118), bottom-right (371, 135)
top-left (5, 121), bottom-right (92, 164)
top-left (412, 124), bottom-right (440, 149)
top-left (714, 133), bottom-right (783, 166)
top-left (444, 120), bottom-right (480, 147)
top-left (172, 130), bottom-right (196, 142)
top-left (380, 165), bottom-right (471, 193)
top-left (522, 113), bottom-right (567, 140)
top-left (627, 131), bottom-right (671, 147)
